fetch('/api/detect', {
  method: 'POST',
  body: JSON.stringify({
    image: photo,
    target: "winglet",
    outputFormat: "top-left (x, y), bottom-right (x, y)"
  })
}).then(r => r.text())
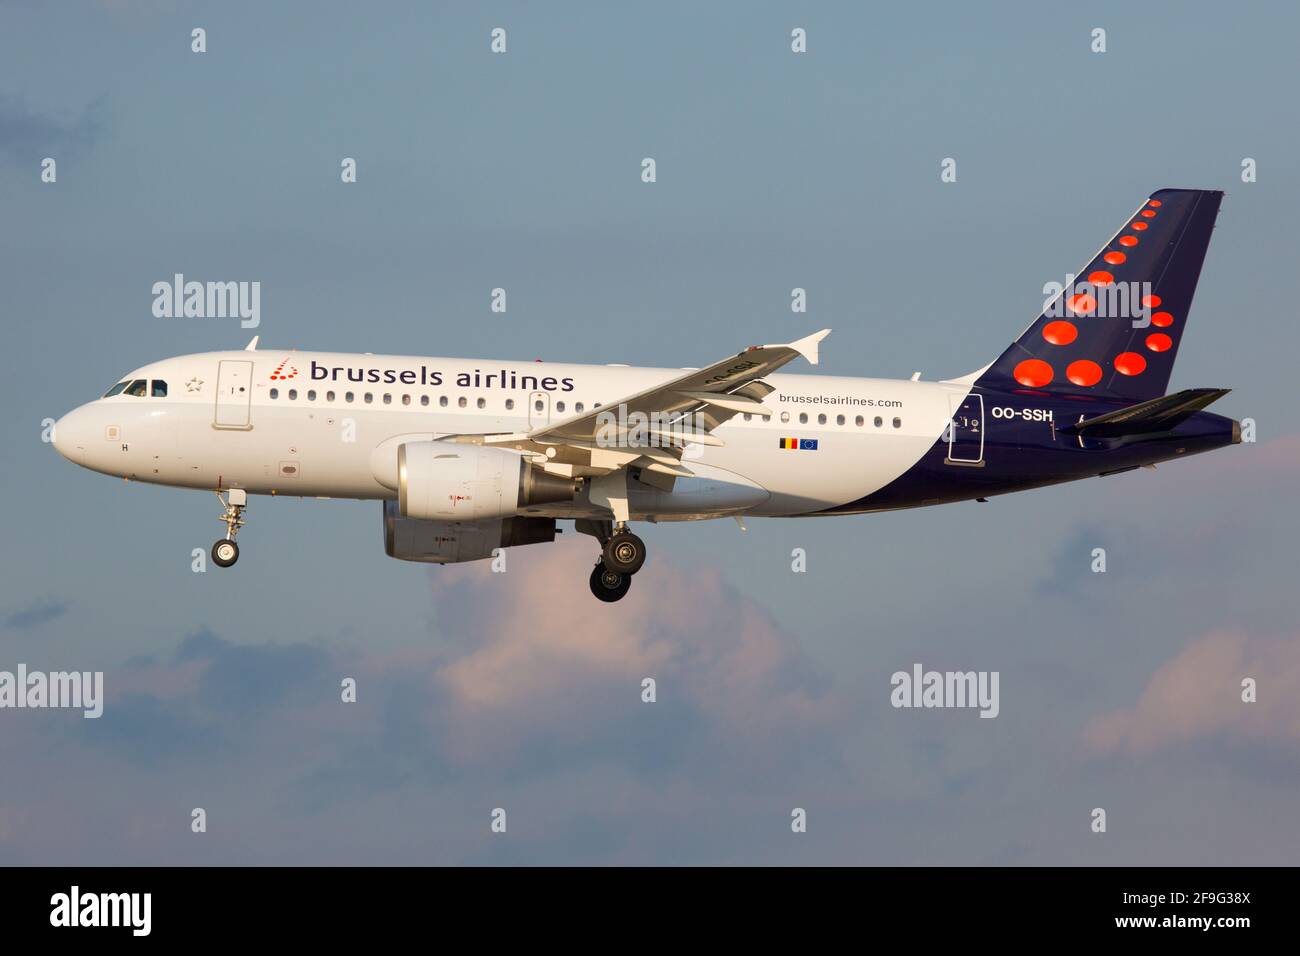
top-left (776, 328), bottom-right (831, 366)
top-left (244, 335), bottom-right (259, 351)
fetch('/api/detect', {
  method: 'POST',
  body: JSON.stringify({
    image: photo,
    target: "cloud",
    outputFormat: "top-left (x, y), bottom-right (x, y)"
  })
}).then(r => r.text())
top-left (4, 597), bottom-right (70, 630)
top-left (1082, 629), bottom-right (1300, 757)
top-left (3, 544), bottom-right (840, 861)
top-left (0, 96), bottom-right (104, 165)
top-left (414, 540), bottom-right (837, 768)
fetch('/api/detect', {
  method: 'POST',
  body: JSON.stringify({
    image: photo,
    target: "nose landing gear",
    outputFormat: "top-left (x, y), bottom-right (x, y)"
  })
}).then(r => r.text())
top-left (578, 518), bottom-right (646, 602)
top-left (211, 489), bottom-right (247, 568)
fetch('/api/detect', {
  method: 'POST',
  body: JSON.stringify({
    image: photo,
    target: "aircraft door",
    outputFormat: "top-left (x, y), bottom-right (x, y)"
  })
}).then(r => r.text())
top-left (945, 393), bottom-right (983, 465)
top-left (215, 360), bottom-right (254, 429)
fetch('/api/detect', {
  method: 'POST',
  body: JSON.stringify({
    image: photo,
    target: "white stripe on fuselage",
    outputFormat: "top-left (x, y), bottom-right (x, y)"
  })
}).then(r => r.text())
top-left (66, 350), bottom-right (966, 517)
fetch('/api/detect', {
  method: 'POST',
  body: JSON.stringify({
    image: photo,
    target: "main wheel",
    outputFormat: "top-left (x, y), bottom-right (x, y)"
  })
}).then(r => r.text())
top-left (212, 538), bottom-right (240, 568)
top-left (602, 531), bottom-right (646, 575)
top-left (589, 562), bottom-right (632, 602)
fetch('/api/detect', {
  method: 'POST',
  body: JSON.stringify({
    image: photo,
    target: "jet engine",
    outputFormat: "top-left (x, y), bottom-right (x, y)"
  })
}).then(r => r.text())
top-left (383, 501), bottom-right (557, 564)
top-left (397, 442), bottom-right (578, 521)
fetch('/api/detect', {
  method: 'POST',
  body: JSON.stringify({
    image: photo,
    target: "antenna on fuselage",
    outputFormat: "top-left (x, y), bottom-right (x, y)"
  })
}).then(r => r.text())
top-left (244, 336), bottom-right (259, 351)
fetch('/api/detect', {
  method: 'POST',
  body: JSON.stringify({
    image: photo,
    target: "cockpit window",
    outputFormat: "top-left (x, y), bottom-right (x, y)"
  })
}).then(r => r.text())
top-left (151, 380), bottom-right (168, 397)
top-left (123, 379), bottom-right (148, 397)
top-left (103, 381), bottom-right (130, 398)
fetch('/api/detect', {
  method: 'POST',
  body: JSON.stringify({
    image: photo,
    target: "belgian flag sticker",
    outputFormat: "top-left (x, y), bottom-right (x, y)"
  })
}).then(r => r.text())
top-left (778, 437), bottom-right (818, 450)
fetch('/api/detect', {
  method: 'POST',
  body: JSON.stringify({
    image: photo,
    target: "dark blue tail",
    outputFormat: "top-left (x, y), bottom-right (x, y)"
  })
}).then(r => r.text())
top-left (976, 188), bottom-right (1223, 402)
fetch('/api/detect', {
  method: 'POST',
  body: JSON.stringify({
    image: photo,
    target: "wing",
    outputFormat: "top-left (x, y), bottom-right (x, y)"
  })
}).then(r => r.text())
top-left (530, 328), bottom-right (828, 444)
top-left (474, 329), bottom-right (828, 477)
top-left (435, 330), bottom-right (829, 513)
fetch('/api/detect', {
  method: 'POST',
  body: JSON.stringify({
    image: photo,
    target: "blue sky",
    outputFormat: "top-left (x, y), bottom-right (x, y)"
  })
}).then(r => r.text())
top-left (2, 0), bottom-right (1298, 864)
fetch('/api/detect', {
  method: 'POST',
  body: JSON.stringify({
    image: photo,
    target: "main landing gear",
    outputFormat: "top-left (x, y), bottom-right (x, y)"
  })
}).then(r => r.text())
top-left (211, 489), bottom-right (247, 568)
top-left (578, 519), bottom-right (647, 603)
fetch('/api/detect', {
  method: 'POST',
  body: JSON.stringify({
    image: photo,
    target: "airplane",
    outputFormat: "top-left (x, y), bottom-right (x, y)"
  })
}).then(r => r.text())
top-left (52, 188), bottom-right (1238, 602)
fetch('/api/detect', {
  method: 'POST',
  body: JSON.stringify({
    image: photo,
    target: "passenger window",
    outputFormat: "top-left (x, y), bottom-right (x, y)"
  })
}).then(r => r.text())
top-left (556, 401), bottom-right (566, 413)
top-left (364, 393), bottom-right (373, 404)
top-left (402, 394), bottom-right (411, 406)
top-left (307, 390), bottom-right (316, 401)
top-left (476, 397), bottom-right (485, 409)
top-left (742, 413), bottom-right (751, 421)
top-left (534, 400), bottom-right (544, 412)
top-left (855, 415), bottom-right (864, 427)
top-left (270, 388), bottom-right (279, 399)
top-left (288, 389), bottom-right (297, 400)
top-left (124, 379), bottom-right (148, 397)
top-left (505, 398), bottom-right (515, 411)
top-left (817, 414), bottom-right (827, 425)
top-left (440, 396), bottom-right (448, 407)
top-left (326, 391), bottom-right (335, 402)
top-left (893, 417), bottom-right (902, 429)
top-left (151, 380), bottom-right (168, 397)
top-left (345, 392), bottom-right (355, 403)
top-left (836, 415), bottom-right (845, 426)
top-left (874, 416), bottom-right (883, 427)
top-left (458, 397), bottom-right (467, 408)
top-left (575, 402), bottom-right (584, 413)
top-left (798, 413), bottom-right (808, 424)
top-left (382, 393), bottom-right (392, 404)
top-left (420, 395), bottom-right (429, 407)
top-left (103, 381), bottom-right (129, 398)
top-left (780, 411), bottom-right (790, 423)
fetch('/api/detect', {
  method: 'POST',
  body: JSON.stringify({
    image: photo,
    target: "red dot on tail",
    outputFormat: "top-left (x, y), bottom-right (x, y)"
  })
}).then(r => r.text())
top-left (1119, 235), bottom-right (1139, 247)
top-left (1067, 360), bottom-right (1103, 387)
top-left (1146, 333), bottom-right (1173, 352)
top-left (1151, 311), bottom-right (1174, 327)
top-left (1087, 271), bottom-right (1114, 285)
top-left (1114, 351), bottom-right (1147, 376)
top-left (1104, 251), bottom-right (1127, 265)
top-left (1142, 294), bottom-right (1161, 308)
top-left (1068, 292), bottom-right (1097, 314)
top-left (1042, 321), bottom-right (1078, 345)
top-left (1014, 359), bottom-right (1053, 388)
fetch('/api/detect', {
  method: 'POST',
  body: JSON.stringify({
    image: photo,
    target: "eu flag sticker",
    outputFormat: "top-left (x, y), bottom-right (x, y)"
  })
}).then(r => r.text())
top-left (800, 439), bottom-right (818, 451)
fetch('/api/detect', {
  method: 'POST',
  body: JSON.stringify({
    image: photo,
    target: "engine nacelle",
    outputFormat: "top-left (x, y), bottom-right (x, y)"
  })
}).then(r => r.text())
top-left (397, 442), bottom-right (578, 521)
top-left (383, 501), bottom-right (557, 564)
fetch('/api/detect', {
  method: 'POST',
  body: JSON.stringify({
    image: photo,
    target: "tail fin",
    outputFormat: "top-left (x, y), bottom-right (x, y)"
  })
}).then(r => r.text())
top-left (975, 188), bottom-right (1223, 401)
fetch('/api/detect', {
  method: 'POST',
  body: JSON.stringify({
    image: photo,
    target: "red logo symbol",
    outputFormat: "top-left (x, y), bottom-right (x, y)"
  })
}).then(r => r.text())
top-left (269, 357), bottom-right (299, 381)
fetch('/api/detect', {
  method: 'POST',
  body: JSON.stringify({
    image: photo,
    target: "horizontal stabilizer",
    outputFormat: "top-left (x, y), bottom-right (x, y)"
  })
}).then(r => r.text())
top-left (1062, 388), bottom-right (1230, 437)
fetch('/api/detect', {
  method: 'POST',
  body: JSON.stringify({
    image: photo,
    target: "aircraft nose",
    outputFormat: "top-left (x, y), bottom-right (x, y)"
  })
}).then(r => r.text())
top-left (52, 405), bottom-right (92, 463)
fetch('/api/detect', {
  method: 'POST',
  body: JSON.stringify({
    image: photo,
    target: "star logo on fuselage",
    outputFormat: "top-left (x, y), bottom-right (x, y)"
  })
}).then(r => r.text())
top-left (186, 377), bottom-right (204, 392)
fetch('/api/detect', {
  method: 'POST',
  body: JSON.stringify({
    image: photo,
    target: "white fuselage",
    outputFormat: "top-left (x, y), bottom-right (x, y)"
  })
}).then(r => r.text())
top-left (53, 349), bottom-right (962, 519)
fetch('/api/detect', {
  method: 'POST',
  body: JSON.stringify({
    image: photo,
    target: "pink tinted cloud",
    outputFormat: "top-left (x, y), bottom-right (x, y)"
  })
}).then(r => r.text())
top-left (410, 539), bottom-right (836, 763)
top-left (1101, 433), bottom-right (1300, 502)
top-left (1083, 630), bottom-right (1300, 757)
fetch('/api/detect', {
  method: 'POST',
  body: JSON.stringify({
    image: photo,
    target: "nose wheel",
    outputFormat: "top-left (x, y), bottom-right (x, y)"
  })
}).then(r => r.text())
top-left (212, 538), bottom-right (240, 568)
top-left (211, 489), bottom-right (248, 568)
